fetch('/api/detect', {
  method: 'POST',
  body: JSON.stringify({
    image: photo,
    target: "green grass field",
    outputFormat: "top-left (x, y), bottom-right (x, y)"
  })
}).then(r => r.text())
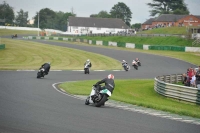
top-left (0, 29), bottom-right (38, 36)
top-left (76, 36), bottom-right (194, 47)
top-left (138, 27), bottom-right (188, 35)
top-left (0, 38), bottom-right (121, 70)
top-left (59, 79), bottom-right (200, 118)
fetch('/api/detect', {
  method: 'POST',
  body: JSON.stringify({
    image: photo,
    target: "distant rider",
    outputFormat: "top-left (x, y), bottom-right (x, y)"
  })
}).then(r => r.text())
top-left (84, 59), bottom-right (92, 68)
top-left (40, 62), bottom-right (51, 75)
top-left (132, 59), bottom-right (138, 66)
top-left (135, 58), bottom-right (141, 66)
top-left (122, 60), bottom-right (128, 67)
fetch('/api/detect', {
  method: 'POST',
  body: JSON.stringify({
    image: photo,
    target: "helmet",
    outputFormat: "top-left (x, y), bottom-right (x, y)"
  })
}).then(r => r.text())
top-left (107, 74), bottom-right (114, 79)
top-left (48, 62), bottom-right (51, 65)
top-left (122, 60), bottom-right (126, 62)
top-left (87, 59), bottom-right (90, 62)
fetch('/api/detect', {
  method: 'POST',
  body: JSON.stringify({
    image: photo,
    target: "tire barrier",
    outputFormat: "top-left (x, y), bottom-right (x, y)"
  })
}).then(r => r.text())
top-left (154, 74), bottom-right (200, 104)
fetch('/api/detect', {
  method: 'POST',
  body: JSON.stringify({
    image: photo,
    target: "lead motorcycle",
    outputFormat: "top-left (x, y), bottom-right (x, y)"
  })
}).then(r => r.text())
top-left (84, 62), bottom-right (90, 74)
top-left (37, 67), bottom-right (46, 78)
top-left (85, 85), bottom-right (111, 107)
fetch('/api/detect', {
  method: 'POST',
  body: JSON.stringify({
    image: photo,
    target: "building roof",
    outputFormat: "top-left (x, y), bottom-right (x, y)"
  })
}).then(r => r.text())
top-left (68, 16), bottom-right (130, 29)
top-left (194, 15), bottom-right (200, 19)
top-left (154, 14), bottom-right (187, 22)
top-left (142, 18), bottom-right (155, 25)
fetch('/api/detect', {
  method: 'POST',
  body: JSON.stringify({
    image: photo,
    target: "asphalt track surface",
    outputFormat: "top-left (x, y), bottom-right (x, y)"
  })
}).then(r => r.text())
top-left (0, 37), bottom-right (199, 133)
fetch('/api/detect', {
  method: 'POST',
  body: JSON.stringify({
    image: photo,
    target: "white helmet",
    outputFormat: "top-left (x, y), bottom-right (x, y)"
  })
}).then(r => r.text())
top-left (122, 60), bottom-right (126, 62)
top-left (48, 62), bottom-right (51, 65)
top-left (87, 59), bottom-right (90, 62)
top-left (107, 74), bottom-right (114, 79)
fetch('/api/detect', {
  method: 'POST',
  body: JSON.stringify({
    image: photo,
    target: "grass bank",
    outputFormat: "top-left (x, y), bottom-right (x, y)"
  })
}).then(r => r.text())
top-left (76, 36), bottom-right (194, 47)
top-left (59, 79), bottom-right (200, 118)
top-left (0, 29), bottom-right (38, 36)
top-left (138, 27), bottom-right (187, 35)
top-left (0, 38), bottom-right (121, 70)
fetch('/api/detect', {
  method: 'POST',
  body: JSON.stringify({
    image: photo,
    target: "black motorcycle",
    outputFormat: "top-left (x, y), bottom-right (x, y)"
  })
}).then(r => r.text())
top-left (137, 61), bottom-right (141, 66)
top-left (85, 85), bottom-right (111, 107)
top-left (37, 68), bottom-right (46, 78)
top-left (132, 64), bottom-right (138, 70)
top-left (84, 63), bottom-right (90, 74)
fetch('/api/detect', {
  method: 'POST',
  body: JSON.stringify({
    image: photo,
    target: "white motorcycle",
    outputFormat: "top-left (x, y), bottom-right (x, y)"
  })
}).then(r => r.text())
top-left (85, 85), bottom-right (111, 107)
top-left (84, 62), bottom-right (90, 74)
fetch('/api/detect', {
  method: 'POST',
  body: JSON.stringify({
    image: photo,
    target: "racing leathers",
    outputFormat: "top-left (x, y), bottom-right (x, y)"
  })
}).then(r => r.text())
top-left (94, 78), bottom-right (115, 94)
top-left (40, 63), bottom-right (50, 75)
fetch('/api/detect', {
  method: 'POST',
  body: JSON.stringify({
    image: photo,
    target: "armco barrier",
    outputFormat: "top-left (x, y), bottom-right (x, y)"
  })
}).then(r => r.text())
top-left (0, 44), bottom-right (5, 49)
top-left (24, 36), bottom-right (200, 52)
top-left (155, 74), bottom-right (200, 104)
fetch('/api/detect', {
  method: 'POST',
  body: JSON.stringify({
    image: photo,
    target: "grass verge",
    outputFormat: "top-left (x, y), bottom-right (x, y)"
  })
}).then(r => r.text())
top-left (59, 79), bottom-right (200, 118)
top-left (0, 38), bottom-right (121, 70)
top-left (138, 27), bottom-right (187, 35)
top-left (0, 29), bottom-right (38, 36)
top-left (75, 36), bottom-right (194, 47)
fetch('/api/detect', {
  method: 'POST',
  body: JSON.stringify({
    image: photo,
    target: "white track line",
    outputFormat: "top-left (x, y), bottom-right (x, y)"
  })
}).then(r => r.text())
top-left (52, 81), bottom-right (200, 125)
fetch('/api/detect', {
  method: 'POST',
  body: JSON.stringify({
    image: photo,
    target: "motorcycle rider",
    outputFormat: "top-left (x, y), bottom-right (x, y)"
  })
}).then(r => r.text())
top-left (84, 59), bottom-right (92, 68)
top-left (135, 58), bottom-right (141, 66)
top-left (122, 60), bottom-right (128, 67)
top-left (94, 74), bottom-right (115, 94)
top-left (40, 62), bottom-right (51, 75)
top-left (132, 59), bottom-right (138, 66)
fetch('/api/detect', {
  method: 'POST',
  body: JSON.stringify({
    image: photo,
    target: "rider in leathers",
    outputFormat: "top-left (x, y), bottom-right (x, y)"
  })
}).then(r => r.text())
top-left (94, 74), bottom-right (115, 94)
top-left (40, 62), bottom-right (51, 75)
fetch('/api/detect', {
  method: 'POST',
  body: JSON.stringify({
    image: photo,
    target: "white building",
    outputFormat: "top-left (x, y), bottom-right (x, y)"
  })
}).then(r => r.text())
top-left (68, 16), bottom-right (130, 34)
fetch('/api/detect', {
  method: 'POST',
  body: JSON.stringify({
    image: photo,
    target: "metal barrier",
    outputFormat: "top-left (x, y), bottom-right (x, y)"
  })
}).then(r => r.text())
top-left (154, 74), bottom-right (200, 104)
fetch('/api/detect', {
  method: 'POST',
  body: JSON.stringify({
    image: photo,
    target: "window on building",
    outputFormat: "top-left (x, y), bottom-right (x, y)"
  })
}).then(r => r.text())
top-left (190, 18), bottom-right (193, 21)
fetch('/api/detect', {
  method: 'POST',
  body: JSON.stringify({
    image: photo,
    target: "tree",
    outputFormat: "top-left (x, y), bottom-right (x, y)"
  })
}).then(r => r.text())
top-left (110, 2), bottom-right (132, 26)
top-left (98, 11), bottom-right (111, 18)
top-left (90, 14), bottom-right (98, 18)
top-left (33, 8), bottom-right (56, 29)
top-left (0, 1), bottom-right (14, 25)
top-left (15, 9), bottom-right (29, 27)
top-left (147, 0), bottom-right (189, 16)
top-left (90, 11), bottom-right (110, 18)
top-left (131, 23), bottom-right (141, 29)
top-left (54, 11), bottom-right (75, 31)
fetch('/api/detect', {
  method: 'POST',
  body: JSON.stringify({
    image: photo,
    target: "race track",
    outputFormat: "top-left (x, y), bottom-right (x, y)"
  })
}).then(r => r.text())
top-left (0, 38), bottom-right (199, 133)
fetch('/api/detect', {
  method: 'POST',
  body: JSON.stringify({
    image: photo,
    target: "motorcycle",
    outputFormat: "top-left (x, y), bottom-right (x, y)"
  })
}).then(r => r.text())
top-left (37, 68), bottom-right (46, 78)
top-left (85, 85), bottom-right (111, 107)
top-left (84, 62), bottom-right (90, 74)
top-left (123, 63), bottom-right (130, 71)
top-left (11, 34), bottom-right (17, 39)
top-left (132, 61), bottom-right (138, 70)
top-left (136, 60), bottom-right (141, 66)
top-left (132, 64), bottom-right (138, 70)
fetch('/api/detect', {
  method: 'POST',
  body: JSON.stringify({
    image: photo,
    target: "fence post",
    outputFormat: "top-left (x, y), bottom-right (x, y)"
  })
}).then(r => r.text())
top-left (170, 75), bottom-right (172, 83)
top-left (164, 75), bottom-right (166, 82)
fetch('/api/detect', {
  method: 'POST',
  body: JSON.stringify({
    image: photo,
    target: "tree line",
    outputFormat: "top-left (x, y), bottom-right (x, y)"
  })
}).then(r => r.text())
top-left (0, 0), bottom-right (190, 31)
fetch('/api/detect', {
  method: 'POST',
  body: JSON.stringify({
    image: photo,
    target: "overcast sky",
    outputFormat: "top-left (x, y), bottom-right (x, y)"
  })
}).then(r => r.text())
top-left (1, 0), bottom-right (199, 24)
